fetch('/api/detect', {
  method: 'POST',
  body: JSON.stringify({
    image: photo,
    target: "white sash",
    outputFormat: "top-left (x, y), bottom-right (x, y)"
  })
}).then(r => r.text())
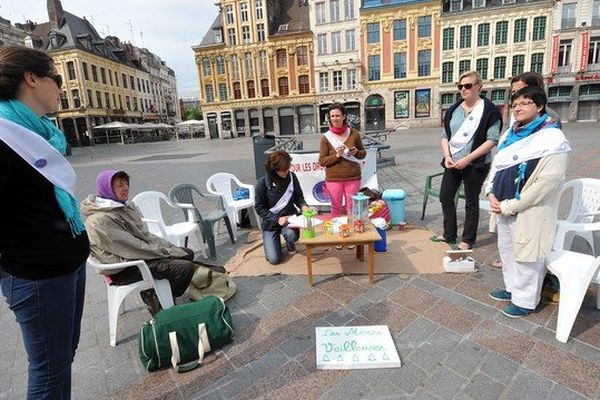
top-left (269, 176), bottom-right (295, 214)
top-left (0, 118), bottom-right (76, 197)
top-left (324, 129), bottom-right (360, 163)
top-left (493, 127), bottom-right (571, 172)
top-left (448, 100), bottom-right (485, 156)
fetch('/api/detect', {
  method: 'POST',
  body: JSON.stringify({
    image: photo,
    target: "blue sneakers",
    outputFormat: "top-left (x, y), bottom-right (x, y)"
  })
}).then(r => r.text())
top-left (489, 289), bottom-right (511, 301)
top-left (502, 302), bottom-right (535, 318)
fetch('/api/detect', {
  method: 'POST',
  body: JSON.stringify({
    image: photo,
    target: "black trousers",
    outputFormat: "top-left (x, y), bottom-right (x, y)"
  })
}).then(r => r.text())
top-left (439, 164), bottom-right (490, 245)
top-left (110, 248), bottom-right (196, 297)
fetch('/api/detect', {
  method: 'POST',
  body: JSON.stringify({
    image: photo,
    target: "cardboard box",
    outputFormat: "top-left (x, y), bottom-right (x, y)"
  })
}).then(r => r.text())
top-left (443, 256), bottom-right (475, 273)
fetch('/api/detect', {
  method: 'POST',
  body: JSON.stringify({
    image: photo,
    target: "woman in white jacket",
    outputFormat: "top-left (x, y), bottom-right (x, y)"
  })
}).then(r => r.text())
top-left (486, 86), bottom-right (571, 318)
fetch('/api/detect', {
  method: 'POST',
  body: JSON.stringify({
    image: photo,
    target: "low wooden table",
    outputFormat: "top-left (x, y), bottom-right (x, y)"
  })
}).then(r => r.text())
top-left (298, 224), bottom-right (382, 286)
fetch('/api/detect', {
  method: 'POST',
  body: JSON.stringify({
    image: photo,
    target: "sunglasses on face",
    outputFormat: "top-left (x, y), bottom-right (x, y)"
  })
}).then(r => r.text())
top-left (45, 74), bottom-right (63, 88)
top-left (457, 83), bottom-right (475, 90)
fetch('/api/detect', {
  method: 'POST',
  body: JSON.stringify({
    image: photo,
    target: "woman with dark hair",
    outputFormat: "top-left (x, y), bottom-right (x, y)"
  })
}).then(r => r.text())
top-left (434, 71), bottom-right (502, 250)
top-left (486, 86), bottom-right (570, 318)
top-left (319, 103), bottom-right (366, 217)
top-left (0, 45), bottom-right (90, 398)
top-left (255, 150), bottom-right (309, 264)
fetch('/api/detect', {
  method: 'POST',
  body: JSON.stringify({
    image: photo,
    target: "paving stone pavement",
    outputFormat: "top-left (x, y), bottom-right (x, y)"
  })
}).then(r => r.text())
top-left (1, 123), bottom-right (600, 399)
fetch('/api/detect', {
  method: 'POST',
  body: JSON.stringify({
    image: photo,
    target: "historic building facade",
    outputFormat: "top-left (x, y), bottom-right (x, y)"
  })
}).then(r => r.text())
top-left (193, 0), bottom-right (316, 139)
top-left (310, 0), bottom-right (363, 132)
top-left (548, 0), bottom-right (600, 122)
top-left (360, 0), bottom-right (442, 129)
top-left (22, 0), bottom-right (179, 146)
top-left (0, 17), bottom-right (26, 46)
top-left (440, 0), bottom-right (555, 122)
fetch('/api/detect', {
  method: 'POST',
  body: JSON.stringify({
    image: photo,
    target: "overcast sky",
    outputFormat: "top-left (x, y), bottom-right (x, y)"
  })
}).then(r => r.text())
top-left (1, 0), bottom-right (219, 99)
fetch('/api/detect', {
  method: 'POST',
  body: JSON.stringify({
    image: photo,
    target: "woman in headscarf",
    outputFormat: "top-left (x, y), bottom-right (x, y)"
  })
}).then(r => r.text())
top-left (486, 86), bottom-right (570, 318)
top-left (318, 103), bottom-right (366, 217)
top-left (0, 45), bottom-right (90, 399)
top-left (255, 151), bottom-right (309, 264)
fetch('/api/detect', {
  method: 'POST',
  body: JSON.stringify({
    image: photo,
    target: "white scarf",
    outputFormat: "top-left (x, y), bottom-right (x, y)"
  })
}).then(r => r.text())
top-left (269, 176), bottom-right (295, 214)
top-left (0, 117), bottom-right (76, 197)
top-left (492, 127), bottom-right (571, 172)
top-left (448, 100), bottom-right (485, 156)
top-left (324, 129), bottom-right (360, 163)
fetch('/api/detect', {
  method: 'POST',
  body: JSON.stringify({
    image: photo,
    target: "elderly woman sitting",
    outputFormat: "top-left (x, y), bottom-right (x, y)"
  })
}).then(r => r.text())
top-left (81, 170), bottom-right (196, 315)
top-left (486, 86), bottom-right (570, 318)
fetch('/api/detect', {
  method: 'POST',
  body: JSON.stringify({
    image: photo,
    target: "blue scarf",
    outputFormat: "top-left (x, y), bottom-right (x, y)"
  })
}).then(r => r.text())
top-left (0, 99), bottom-right (85, 237)
top-left (497, 113), bottom-right (558, 200)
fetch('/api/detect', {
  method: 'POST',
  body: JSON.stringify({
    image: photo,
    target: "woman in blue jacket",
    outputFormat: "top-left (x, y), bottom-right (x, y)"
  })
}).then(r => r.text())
top-left (255, 151), bottom-right (309, 264)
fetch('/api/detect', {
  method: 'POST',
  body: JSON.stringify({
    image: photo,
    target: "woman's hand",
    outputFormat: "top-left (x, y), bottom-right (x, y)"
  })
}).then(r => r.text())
top-left (278, 216), bottom-right (288, 226)
top-left (335, 146), bottom-right (345, 158)
top-left (488, 193), bottom-right (502, 214)
top-left (301, 205), bottom-right (311, 212)
top-left (444, 155), bottom-right (455, 169)
top-left (453, 157), bottom-right (470, 170)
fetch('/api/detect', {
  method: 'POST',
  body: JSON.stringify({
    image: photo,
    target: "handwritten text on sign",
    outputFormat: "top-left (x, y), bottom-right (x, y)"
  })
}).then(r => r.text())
top-left (315, 325), bottom-right (401, 370)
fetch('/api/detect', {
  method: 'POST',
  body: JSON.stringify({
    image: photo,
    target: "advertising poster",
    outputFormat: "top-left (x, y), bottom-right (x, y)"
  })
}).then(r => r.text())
top-left (415, 89), bottom-right (431, 118)
top-left (394, 91), bottom-right (409, 119)
top-left (290, 148), bottom-right (378, 206)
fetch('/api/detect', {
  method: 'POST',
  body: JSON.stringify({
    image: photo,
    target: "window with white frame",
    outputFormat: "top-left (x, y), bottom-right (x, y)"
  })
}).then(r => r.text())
top-left (368, 55), bottom-right (380, 81)
top-left (588, 37), bottom-right (600, 65)
top-left (345, 29), bottom-right (355, 51)
top-left (495, 21), bottom-right (508, 45)
top-left (442, 62), bottom-right (453, 83)
top-left (558, 39), bottom-right (572, 67)
top-left (219, 83), bottom-right (228, 101)
top-left (244, 52), bottom-right (253, 76)
top-left (216, 57), bottom-right (225, 75)
top-left (418, 16), bottom-right (431, 38)
top-left (226, 5), bottom-right (234, 24)
top-left (494, 56), bottom-right (506, 79)
top-left (316, 2), bottom-right (325, 24)
top-left (332, 31), bottom-right (342, 53)
top-left (231, 55), bottom-right (240, 80)
top-left (418, 50), bottom-right (431, 76)
top-left (257, 24), bottom-right (265, 42)
top-left (346, 69), bottom-right (357, 90)
top-left (513, 19), bottom-right (527, 43)
top-left (242, 26), bottom-right (251, 43)
top-left (450, 0), bottom-right (462, 12)
top-left (532, 16), bottom-right (546, 41)
top-left (458, 60), bottom-right (471, 76)
top-left (442, 93), bottom-right (455, 106)
top-left (330, 0), bottom-right (340, 22)
top-left (473, 0), bottom-right (485, 8)
top-left (594, 0), bottom-right (600, 26)
top-left (255, 0), bottom-right (264, 20)
top-left (319, 72), bottom-right (329, 92)
top-left (491, 89), bottom-right (506, 102)
top-left (202, 58), bottom-right (211, 76)
top-left (460, 25), bottom-right (471, 48)
top-left (228, 28), bottom-right (236, 45)
top-left (477, 23), bottom-right (490, 47)
top-left (259, 50), bottom-right (268, 76)
top-left (344, 0), bottom-right (354, 20)
top-left (317, 34), bottom-right (327, 55)
top-left (443, 28), bottom-right (454, 50)
top-left (240, 3), bottom-right (248, 23)
top-left (562, 3), bottom-right (576, 29)
top-left (393, 19), bottom-right (406, 41)
top-left (205, 85), bottom-right (214, 102)
top-left (333, 70), bottom-right (342, 91)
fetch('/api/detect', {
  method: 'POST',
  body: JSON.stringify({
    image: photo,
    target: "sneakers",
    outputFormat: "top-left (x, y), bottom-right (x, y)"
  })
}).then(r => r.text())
top-left (140, 289), bottom-right (162, 317)
top-left (502, 302), bottom-right (535, 318)
top-left (286, 242), bottom-right (297, 254)
top-left (489, 289), bottom-right (512, 301)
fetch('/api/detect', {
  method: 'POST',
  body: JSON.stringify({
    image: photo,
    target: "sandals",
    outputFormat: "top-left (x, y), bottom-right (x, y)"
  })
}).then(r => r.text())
top-left (451, 242), bottom-right (473, 251)
top-left (430, 235), bottom-right (456, 245)
top-left (491, 259), bottom-right (503, 268)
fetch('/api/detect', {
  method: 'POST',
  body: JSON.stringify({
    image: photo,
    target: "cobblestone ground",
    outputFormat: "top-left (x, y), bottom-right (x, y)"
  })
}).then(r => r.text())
top-left (1, 123), bottom-right (600, 399)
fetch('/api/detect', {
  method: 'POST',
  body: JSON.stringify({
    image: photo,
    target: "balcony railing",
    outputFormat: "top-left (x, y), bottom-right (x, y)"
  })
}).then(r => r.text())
top-left (593, 16), bottom-right (600, 27)
top-left (561, 18), bottom-right (576, 29)
top-left (587, 63), bottom-right (600, 72)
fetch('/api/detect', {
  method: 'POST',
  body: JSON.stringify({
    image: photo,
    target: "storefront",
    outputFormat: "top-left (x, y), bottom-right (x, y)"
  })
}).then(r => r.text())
top-left (278, 107), bottom-right (294, 135)
top-left (364, 94), bottom-right (385, 131)
top-left (297, 105), bottom-right (315, 135)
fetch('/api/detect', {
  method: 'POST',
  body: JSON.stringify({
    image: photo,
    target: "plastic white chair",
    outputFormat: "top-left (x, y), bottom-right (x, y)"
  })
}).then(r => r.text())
top-left (553, 178), bottom-right (600, 255)
top-left (87, 256), bottom-right (174, 347)
top-left (131, 191), bottom-right (206, 258)
top-left (545, 250), bottom-right (600, 343)
top-left (206, 173), bottom-right (257, 239)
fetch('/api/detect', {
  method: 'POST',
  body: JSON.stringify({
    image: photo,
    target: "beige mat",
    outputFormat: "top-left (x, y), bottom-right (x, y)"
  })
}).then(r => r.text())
top-left (226, 226), bottom-right (447, 277)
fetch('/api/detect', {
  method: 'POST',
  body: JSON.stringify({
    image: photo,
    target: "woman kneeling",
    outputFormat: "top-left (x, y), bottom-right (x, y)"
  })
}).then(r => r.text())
top-left (255, 151), bottom-right (309, 264)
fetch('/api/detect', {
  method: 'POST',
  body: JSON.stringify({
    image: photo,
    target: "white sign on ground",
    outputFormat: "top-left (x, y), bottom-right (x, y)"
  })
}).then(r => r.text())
top-left (290, 148), bottom-right (378, 206)
top-left (315, 325), bottom-right (401, 370)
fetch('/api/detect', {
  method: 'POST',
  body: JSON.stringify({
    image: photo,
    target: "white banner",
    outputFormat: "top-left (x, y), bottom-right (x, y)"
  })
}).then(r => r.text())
top-left (290, 148), bottom-right (378, 206)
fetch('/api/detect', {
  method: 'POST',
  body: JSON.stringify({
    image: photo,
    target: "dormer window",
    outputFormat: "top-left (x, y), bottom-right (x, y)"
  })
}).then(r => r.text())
top-left (214, 28), bottom-right (223, 43)
top-left (48, 31), bottom-right (67, 49)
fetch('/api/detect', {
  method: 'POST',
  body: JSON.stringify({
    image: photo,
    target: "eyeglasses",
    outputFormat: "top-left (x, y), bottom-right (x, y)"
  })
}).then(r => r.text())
top-left (45, 74), bottom-right (63, 88)
top-left (511, 100), bottom-right (536, 109)
top-left (457, 83), bottom-right (475, 90)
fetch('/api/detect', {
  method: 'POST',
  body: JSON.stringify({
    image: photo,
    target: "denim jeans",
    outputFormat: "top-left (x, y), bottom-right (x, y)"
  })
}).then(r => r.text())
top-left (1, 264), bottom-right (86, 400)
top-left (262, 226), bottom-right (299, 265)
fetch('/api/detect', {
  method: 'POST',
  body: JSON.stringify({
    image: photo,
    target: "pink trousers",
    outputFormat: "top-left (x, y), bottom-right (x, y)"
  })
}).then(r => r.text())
top-left (326, 179), bottom-right (361, 217)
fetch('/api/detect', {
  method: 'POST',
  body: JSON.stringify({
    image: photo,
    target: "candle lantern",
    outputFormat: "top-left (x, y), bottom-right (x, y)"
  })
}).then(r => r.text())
top-left (352, 193), bottom-right (370, 224)
top-left (323, 221), bottom-right (334, 236)
top-left (302, 208), bottom-right (317, 239)
top-left (353, 219), bottom-right (365, 233)
top-left (339, 224), bottom-right (352, 238)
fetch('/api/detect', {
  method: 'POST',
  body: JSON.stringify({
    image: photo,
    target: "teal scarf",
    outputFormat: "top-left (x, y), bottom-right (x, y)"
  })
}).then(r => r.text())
top-left (0, 99), bottom-right (85, 237)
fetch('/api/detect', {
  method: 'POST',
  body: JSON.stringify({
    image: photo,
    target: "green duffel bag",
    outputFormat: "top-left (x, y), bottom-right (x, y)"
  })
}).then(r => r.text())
top-left (138, 295), bottom-right (233, 373)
